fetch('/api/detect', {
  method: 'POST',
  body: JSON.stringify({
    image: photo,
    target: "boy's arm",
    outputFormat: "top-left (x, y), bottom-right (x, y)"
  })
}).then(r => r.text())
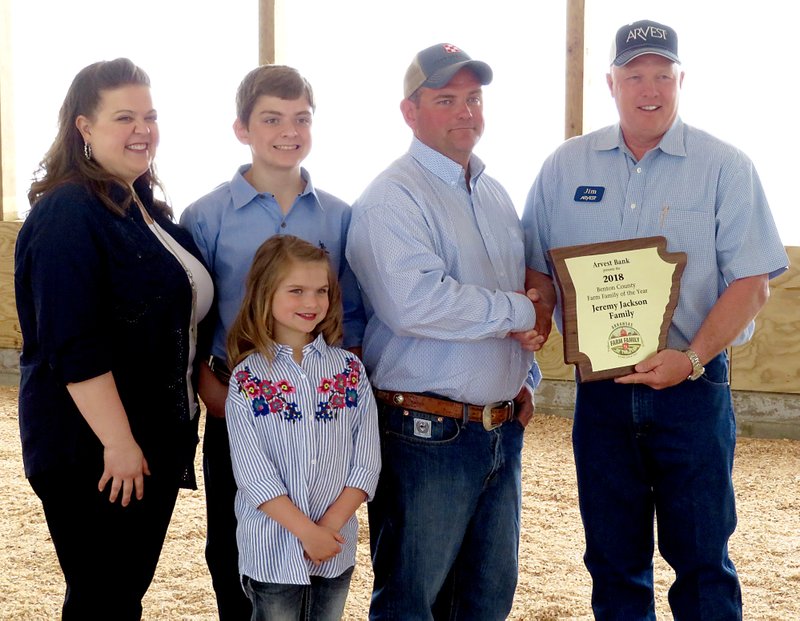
top-left (178, 205), bottom-right (214, 267)
top-left (340, 258), bottom-right (366, 350)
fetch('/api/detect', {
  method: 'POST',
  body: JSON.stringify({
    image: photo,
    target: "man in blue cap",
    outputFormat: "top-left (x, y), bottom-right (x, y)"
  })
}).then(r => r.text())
top-left (523, 20), bottom-right (788, 619)
top-left (347, 43), bottom-right (545, 619)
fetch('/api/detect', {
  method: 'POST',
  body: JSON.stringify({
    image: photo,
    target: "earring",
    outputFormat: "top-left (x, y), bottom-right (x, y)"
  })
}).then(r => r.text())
top-left (83, 142), bottom-right (92, 161)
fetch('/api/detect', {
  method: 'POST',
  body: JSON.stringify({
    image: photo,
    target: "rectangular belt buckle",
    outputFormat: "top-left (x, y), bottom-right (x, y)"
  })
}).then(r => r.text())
top-left (482, 400), bottom-right (512, 431)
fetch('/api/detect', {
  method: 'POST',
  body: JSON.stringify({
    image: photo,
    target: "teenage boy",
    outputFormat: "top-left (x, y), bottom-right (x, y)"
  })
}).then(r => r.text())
top-left (181, 65), bottom-right (364, 620)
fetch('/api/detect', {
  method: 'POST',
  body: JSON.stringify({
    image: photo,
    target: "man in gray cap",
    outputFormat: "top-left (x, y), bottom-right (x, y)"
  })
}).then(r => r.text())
top-left (523, 20), bottom-right (788, 619)
top-left (347, 43), bottom-right (545, 619)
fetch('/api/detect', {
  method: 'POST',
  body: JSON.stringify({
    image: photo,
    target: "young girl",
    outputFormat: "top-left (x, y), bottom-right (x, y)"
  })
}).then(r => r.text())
top-left (224, 235), bottom-right (380, 621)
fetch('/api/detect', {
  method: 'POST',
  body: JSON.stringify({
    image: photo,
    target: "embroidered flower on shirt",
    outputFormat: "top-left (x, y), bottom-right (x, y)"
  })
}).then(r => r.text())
top-left (315, 357), bottom-right (361, 421)
top-left (235, 367), bottom-right (302, 422)
top-left (316, 401), bottom-right (334, 421)
top-left (251, 396), bottom-right (269, 416)
top-left (276, 379), bottom-right (295, 395)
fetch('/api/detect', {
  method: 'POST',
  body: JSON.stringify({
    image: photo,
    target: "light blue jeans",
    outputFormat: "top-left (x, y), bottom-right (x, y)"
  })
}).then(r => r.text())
top-left (368, 401), bottom-right (525, 620)
top-left (573, 353), bottom-right (742, 620)
top-left (242, 566), bottom-right (354, 621)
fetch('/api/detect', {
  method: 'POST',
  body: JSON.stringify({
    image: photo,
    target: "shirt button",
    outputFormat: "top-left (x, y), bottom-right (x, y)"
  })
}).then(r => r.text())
top-left (636, 167), bottom-right (642, 173)
top-left (630, 203), bottom-right (637, 210)
top-left (311, 459), bottom-right (317, 465)
top-left (281, 222), bottom-right (287, 228)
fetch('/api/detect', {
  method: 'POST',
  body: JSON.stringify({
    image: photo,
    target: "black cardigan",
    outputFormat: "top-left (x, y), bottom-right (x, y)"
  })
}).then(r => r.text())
top-left (15, 178), bottom-right (212, 488)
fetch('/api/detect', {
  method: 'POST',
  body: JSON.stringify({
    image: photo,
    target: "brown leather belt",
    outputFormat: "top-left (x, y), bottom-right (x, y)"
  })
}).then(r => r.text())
top-left (374, 390), bottom-right (514, 431)
top-left (208, 355), bottom-right (232, 384)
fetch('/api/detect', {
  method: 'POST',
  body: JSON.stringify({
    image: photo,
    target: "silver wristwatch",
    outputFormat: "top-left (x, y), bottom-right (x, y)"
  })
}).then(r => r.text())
top-left (683, 349), bottom-right (705, 381)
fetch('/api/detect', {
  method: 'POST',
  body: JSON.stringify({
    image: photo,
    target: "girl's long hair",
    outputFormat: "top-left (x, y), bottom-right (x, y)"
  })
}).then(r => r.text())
top-left (28, 57), bottom-right (171, 219)
top-left (226, 235), bottom-right (343, 368)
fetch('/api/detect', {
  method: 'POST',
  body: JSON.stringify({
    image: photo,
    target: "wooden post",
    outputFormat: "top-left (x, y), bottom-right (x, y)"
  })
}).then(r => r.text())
top-left (0, 0), bottom-right (17, 221)
top-left (565, 0), bottom-right (585, 139)
top-left (259, 0), bottom-right (276, 65)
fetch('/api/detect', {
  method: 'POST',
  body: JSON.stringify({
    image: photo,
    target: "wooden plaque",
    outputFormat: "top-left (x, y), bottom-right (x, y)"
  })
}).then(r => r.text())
top-left (548, 236), bottom-right (686, 382)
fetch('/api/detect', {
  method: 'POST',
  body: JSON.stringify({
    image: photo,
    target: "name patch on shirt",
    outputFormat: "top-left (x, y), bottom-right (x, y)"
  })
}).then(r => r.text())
top-left (574, 186), bottom-right (605, 202)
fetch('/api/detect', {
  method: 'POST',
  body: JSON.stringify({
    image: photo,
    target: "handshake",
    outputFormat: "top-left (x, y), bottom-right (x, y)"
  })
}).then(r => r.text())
top-left (509, 286), bottom-right (555, 352)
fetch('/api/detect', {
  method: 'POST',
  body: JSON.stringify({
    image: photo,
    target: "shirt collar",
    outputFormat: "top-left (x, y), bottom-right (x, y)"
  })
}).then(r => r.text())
top-left (408, 138), bottom-right (486, 187)
top-left (274, 334), bottom-right (328, 360)
top-left (229, 164), bottom-right (324, 211)
top-left (592, 117), bottom-right (686, 158)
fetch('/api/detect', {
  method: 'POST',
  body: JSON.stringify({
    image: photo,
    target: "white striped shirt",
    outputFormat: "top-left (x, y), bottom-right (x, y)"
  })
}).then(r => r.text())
top-left (225, 335), bottom-right (381, 584)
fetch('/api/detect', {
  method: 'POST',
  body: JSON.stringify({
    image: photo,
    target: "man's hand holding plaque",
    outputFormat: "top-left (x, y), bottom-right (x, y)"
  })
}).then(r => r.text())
top-left (548, 236), bottom-right (686, 382)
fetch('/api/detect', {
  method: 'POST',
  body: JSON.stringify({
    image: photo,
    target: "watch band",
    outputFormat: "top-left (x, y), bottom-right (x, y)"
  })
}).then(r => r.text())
top-left (683, 349), bottom-right (705, 381)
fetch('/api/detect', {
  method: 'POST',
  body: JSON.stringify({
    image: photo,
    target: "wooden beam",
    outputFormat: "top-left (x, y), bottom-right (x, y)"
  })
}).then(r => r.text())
top-left (0, 1), bottom-right (17, 221)
top-left (259, 0), bottom-right (276, 65)
top-left (565, 0), bottom-right (585, 139)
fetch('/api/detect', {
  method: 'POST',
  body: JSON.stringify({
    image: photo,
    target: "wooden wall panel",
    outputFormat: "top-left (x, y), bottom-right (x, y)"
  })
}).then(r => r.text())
top-left (731, 247), bottom-right (800, 394)
top-left (0, 221), bottom-right (21, 349)
top-left (536, 328), bottom-right (574, 382)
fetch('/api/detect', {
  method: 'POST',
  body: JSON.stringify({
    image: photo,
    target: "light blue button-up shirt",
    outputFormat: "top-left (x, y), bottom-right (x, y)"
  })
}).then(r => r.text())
top-left (347, 139), bottom-right (539, 404)
top-left (226, 336), bottom-right (380, 584)
top-left (180, 165), bottom-right (365, 356)
top-left (523, 118), bottom-right (788, 349)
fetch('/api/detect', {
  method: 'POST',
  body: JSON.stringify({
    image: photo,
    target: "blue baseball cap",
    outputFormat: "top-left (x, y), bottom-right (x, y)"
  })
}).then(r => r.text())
top-left (610, 20), bottom-right (680, 66)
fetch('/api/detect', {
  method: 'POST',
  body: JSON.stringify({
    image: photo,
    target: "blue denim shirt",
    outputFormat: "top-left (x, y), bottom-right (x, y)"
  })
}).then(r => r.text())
top-left (181, 165), bottom-right (366, 357)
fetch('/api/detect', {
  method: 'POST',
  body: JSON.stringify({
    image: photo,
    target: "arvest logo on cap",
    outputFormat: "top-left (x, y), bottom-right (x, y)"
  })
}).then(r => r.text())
top-left (625, 25), bottom-right (669, 44)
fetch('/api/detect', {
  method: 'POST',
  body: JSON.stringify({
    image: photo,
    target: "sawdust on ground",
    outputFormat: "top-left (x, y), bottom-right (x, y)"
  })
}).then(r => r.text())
top-left (1, 385), bottom-right (798, 620)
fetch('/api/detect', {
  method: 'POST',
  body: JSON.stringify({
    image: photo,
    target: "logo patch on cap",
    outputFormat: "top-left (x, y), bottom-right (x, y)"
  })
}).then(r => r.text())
top-left (574, 186), bottom-right (605, 202)
top-left (625, 25), bottom-right (669, 44)
top-left (611, 20), bottom-right (680, 66)
top-left (443, 44), bottom-right (461, 54)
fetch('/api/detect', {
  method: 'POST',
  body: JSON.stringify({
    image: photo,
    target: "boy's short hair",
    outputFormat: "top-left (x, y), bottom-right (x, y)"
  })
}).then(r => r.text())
top-left (235, 65), bottom-right (316, 126)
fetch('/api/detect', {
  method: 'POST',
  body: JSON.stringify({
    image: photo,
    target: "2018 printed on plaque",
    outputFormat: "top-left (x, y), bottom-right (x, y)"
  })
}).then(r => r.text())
top-left (548, 236), bottom-right (686, 382)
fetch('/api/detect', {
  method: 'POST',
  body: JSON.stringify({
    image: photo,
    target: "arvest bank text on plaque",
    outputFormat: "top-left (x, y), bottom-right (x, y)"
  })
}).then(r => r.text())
top-left (548, 236), bottom-right (686, 382)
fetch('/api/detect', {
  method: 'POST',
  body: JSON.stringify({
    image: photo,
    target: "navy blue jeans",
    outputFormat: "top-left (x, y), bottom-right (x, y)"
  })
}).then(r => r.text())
top-left (368, 402), bottom-right (525, 620)
top-left (573, 353), bottom-right (742, 620)
top-left (242, 566), bottom-right (354, 621)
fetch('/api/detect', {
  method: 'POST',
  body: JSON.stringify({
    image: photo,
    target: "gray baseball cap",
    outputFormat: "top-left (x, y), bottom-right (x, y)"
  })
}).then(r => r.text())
top-left (404, 43), bottom-right (493, 98)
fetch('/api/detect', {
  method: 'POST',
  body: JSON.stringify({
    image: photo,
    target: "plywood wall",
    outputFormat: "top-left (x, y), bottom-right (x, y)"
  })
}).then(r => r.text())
top-left (0, 222), bottom-right (21, 349)
top-left (729, 247), bottom-right (799, 393)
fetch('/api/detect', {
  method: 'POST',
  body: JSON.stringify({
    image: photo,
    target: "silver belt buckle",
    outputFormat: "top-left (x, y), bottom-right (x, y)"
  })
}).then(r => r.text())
top-left (482, 400), bottom-right (513, 431)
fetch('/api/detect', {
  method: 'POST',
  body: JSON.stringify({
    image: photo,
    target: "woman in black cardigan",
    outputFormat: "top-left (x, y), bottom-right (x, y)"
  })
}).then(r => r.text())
top-left (14, 58), bottom-right (214, 620)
